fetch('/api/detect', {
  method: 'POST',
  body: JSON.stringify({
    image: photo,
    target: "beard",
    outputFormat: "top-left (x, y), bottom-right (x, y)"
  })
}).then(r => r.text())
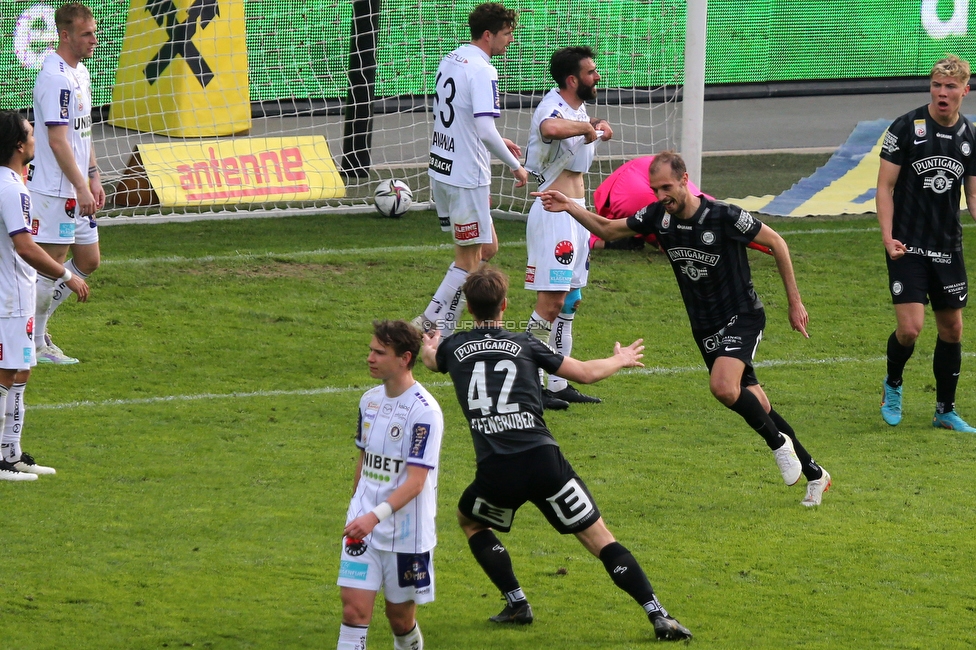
top-left (576, 81), bottom-right (597, 102)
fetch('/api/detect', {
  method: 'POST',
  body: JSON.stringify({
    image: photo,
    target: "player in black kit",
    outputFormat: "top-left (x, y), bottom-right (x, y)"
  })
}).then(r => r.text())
top-left (420, 266), bottom-right (692, 641)
top-left (877, 55), bottom-right (976, 433)
top-left (535, 150), bottom-right (832, 507)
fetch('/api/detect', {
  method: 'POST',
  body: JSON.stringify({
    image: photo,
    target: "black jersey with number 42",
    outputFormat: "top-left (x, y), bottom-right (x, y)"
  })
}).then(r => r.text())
top-left (435, 327), bottom-right (563, 462)
top-left (627, 197), bottom-right (764, 331)
top-left (880, 106), bottom-right (976, 253)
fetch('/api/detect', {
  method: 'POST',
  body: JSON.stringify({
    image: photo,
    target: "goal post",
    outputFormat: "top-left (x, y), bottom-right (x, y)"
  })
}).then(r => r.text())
top-left (2, 0), bottom-right (689, 220)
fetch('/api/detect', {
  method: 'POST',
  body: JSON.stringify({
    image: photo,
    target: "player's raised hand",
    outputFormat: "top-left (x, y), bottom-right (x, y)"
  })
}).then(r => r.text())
top-left (614, 338), bottom-right (645, 368)
top-left (532, 189), bottom-right (572, 213)
top-left (420, 329), bottom-right (442, 370)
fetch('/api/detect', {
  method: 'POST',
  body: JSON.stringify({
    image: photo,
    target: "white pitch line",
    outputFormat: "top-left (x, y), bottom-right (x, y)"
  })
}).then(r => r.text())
top-left (31, 353), bottom-right (890, 411)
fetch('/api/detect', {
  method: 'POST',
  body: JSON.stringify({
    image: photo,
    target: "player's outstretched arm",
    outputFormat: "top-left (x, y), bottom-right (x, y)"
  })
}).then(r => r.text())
top-left (420, 330), bottom-right (442, 371)
top-left (553, 338), bottom-right (644, 385)
top-left (753, 225), bottom-right (808, 338)
top-left (533, 189), bottom-right (635, 241)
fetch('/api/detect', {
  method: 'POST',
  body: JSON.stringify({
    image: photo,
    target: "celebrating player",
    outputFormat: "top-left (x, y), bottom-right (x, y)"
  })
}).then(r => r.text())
top-left (0, 111), bottom-right (89, 480)
top-left (421, 266), bottom-right (692, 641)
top-left (417, 2), bottom-right (529, 336)
top-left (535, 151), bottom-right (832, 506)
top-left (337, 320), bottom-right (443, 650)
top-left (27, 2), bottom-right (103, 364)
top-left (522, 46), bottom-right (613, 410)
top-left (877, 55), bottom-right (976, 432)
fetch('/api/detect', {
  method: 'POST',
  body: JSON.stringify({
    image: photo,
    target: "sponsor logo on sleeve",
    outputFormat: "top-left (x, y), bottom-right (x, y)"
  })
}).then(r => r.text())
top-left (882, 131), bottom-right (900, 154)
top-left (410, 423), bottom-right (431, 458)
top-left (491, 80), bottom-right (500, 111)
top-left (733, 210), bottom-right (755, 234)
top-left (19, 193), bottom-right (30, 224)
top-left (59, 89), bottom-right (70, 119)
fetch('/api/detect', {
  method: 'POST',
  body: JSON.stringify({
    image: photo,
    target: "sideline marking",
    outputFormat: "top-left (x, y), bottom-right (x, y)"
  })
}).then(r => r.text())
top-left (33, 354), bottom-right (890, 411)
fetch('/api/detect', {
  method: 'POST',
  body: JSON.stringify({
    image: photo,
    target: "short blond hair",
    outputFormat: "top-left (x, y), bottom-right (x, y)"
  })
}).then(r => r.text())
top-left (931, 55), bottom-right (971, 85)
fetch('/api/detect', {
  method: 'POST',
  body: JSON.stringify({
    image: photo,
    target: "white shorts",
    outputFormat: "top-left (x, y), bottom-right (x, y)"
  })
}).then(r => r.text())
top-left (0, 316), bottom-right (37, 370)
top-left (430, 179), bottom-right (493, 246)
top-left (31, 193), bottom-right (100, 246)
top-left (525, 197), bottom-right (590, 291)
top-left (337, 536), bottom-right (436, 605)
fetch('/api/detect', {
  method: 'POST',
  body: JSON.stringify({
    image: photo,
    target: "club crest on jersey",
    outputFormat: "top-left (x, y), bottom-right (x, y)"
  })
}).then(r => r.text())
top-left (554, 240), bottom-right (574, 264)
top-left (389, 424), bottom-right (403, 441)
top-left (701, 231), bottom-right (715, 245)
top-left (915, 119), bottom-right (927, 138)
top-left (963, 142), bottom-right (972, 157)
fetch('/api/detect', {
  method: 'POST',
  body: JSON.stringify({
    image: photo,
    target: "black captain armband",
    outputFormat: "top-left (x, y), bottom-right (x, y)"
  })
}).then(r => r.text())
top-left (88, 165), bottom-right (98, 179)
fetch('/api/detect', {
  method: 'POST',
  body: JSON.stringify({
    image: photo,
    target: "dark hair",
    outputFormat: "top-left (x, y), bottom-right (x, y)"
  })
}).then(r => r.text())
top-left (469, 2), bottom-right (517, 40)
top-left (56, 3), bottom-right (95, 32)
top-left (648, 150), bottom-right (687, 180)
top-left (0, 111), bottom-right (29, 165)
top-left (550, 46), bottom-right (595, 88)
top-left (463, 266), bottom-right (508, 322)
top-left (373, 320), bottom-right (422, 369)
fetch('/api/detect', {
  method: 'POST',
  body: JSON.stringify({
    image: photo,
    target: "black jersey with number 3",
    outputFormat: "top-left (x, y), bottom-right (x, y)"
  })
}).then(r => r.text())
top-left (880, 106), bottom-right (976, 252)
top-left (627, 197), bottom-right (764, 330)
top-left (435, 327), bottom-right (564, 462)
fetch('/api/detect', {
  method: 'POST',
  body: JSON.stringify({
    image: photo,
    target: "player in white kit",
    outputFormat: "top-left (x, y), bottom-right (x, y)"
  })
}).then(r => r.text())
top-left (523, 47), bottom-right (613, 409)
top-left (336, 320), bottom-right (444, 650)
top-left (418, 2), bottom-right (529, 336)
top-left (27, 3), bottom-right (103, 364)
top-left (0, 111), bottom-right (90, 480)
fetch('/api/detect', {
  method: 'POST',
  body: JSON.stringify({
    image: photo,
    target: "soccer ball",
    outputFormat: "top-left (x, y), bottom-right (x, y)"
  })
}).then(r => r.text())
top-left (373, 179), bottom-right (413, 218)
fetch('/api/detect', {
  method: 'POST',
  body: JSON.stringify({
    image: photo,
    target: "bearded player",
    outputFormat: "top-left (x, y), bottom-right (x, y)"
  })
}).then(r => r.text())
top-left (522, 46), bottom-right (613, 410)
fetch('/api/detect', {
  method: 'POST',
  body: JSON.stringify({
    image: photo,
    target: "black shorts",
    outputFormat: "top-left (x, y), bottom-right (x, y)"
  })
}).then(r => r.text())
top-left (692, 310), bottom-right (765, 387)
top-left (886, 249), bottom-right (968, 310)
top-left (458, 444), bottom-right (601, 535)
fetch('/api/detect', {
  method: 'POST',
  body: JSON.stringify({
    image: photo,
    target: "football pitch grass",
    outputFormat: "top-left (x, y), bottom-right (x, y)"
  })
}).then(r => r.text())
top-left (5, 154), bottom-right (976, 648)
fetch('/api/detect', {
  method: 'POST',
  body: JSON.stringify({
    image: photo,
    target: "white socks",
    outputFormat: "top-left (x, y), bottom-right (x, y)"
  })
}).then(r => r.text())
top-left (337, 623), bottom-right (367, 650)
top-left (0, 382), bottom-right (25, 462)
top-left (394, 623), bottom-right (423, 650)
top-left (423, 263), bottom-right (468, 334)
top-left (548, 313), bottom-right (575, 392)
top-left (35, 259), bottom-right (87, 346)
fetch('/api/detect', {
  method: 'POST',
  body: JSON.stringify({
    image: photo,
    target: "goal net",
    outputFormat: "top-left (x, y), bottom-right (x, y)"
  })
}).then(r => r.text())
top-left (0, 0), bottom-right (685, 221)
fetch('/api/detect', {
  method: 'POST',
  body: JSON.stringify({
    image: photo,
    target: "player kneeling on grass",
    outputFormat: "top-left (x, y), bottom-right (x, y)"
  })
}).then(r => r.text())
top-left (421, 266), bottom-right (692, 641)
top-left (337, 320), bottom-right (444, 650)
top-left (0, 111), bottom-right (89, 480)
top-left (534, 151), bottom-right (831, 507)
